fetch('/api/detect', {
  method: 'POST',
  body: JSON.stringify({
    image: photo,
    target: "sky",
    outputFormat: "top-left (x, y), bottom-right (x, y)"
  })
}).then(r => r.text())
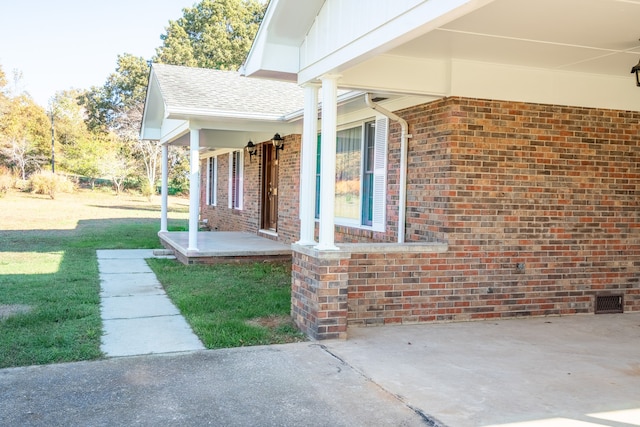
top-left (0, 0), bottom-right (198, 107)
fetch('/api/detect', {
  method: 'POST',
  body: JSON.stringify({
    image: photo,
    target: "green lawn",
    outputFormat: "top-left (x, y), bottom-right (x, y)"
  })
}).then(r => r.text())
top-left (0, 189), bottom-right (303, 368)
top-left (148, 260), bottom-right (305, 348)
top-left (0, 189), bottom-right (185, 368)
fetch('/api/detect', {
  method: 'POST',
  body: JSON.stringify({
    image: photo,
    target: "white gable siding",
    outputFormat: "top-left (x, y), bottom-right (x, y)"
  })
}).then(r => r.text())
top-left (301, 0), bottom-right (423, 68)
top-left (298, 0), bottom-right (478, 83)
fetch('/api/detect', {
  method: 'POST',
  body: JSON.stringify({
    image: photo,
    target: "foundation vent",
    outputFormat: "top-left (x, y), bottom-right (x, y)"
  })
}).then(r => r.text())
top-left (595, 294), bottom-right (623, 314)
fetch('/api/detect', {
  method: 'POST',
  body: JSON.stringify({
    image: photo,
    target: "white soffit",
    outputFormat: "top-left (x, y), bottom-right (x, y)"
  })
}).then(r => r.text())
top-left (381, 0), bottom-right (640, 109)
top-left (389, 0), bottom-right (640, 77)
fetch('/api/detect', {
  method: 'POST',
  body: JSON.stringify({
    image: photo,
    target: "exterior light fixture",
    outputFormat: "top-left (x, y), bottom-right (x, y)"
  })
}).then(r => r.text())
top-left (271, 133), bottom-right (285, 151)
top-left (631, 59), bottom-right (640, 87)
top-left (245, 140), bottom-right (258, 161)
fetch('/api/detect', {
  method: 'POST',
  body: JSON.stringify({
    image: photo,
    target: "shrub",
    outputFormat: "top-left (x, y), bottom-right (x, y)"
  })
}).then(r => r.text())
top-left (140, 181), bottom-right (154, 201)
top-left (29, 171), bottom-right (75, 199)
top-left (0, 167), bottom-right (13, 197)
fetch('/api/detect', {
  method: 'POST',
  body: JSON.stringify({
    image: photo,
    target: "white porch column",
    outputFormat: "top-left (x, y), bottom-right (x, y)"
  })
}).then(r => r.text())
top-left (188, 128), bottom-right (200, 251)
top-left (296, 84), bottom-right (319, 246)
top-left (315, 75), bottom-right (339, 251)
top-left (160, 142), bottom-right (169, 233)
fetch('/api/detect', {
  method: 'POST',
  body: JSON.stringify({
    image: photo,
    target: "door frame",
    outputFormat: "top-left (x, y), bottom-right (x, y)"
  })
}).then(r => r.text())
top-left (261, 143), bottom-right (278, 232)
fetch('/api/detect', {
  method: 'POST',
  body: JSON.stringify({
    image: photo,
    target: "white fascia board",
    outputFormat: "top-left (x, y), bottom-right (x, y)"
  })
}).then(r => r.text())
top-left (189, 118), bottom-right (301, 135)
top-left (141, 128), bottom-right (162, 141)
top-left (243, 41), bottom-right (300, 80)
top-left (166, 107), bottom-right (286, 122)
top-left (243, 0), bottom-right (323, 79)
top-left (140, 69), bottom-right (168, 139)
top-left (338, 55), bottom-right (450, 97)
top-left (298, 0), bottom-right (493, 84)
top-left (199, 147), bottom-right (235, 160)
top-left (283, 90), bottom-right (365, 122)
top-left (450, 59), bottom-right (640, 111)
top-left (160, 119), bottom-right (190, 145)
top-left (241, 0), bottom-right (280, 76)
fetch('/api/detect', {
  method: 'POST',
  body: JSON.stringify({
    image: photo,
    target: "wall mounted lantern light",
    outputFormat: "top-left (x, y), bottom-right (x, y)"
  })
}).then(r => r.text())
top-left (631, 59), bottom-right (640, 87)
top-left (271, 133), bottom-right (285, 151)
top-left (245, 140), bottom-right (258, 162)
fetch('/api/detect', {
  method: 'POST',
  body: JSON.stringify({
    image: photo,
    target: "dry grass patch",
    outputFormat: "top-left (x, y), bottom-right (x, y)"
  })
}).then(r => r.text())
top-left (0, 304), bottom-right (33, 320)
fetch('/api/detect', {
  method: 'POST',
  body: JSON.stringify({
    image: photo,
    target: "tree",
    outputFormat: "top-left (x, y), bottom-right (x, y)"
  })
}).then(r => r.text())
top-left (80, 55), bottom-right (160, 193)
top-left (79, 0), bottom-right (266, 197)
top-left (80, 54), bottom-right (149, 139)
top-left (135, 139), bottom-right (162, 198)
top-left (154, 0), bottom-right (266, 70)
top-left (100, 147), bottom-right (135, 195)
top-left (0, 89), bottom-right (50, 179)
top-left (51, 89), bottom-right (124, 188)
top-left (0, 66), bottom-right (8, 115)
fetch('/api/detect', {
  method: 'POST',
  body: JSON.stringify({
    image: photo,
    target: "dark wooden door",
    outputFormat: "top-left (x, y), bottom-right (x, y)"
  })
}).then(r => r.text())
top-left (262, 144), bottom-right (278, 231)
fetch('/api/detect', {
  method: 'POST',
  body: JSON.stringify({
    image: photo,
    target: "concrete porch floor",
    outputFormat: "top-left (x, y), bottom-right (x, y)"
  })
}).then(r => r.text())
top-left (158, 231), bottom-right (292, 264)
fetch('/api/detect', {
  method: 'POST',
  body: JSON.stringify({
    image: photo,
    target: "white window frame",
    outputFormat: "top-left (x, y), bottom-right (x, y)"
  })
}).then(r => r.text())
top-left (228, 150), bottom-right (244, 210)
top-left (316, 116), bottom-right (388, 232)
top-left (206, 156), bottom-right (217, 206)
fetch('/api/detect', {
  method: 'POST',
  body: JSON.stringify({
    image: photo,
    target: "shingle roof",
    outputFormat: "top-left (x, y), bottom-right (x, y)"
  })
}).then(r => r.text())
top-left (151, 63), bottom-right (304, 118)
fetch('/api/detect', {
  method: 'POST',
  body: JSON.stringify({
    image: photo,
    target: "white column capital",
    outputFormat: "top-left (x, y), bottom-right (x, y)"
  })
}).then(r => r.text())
top-left (320, 73), bottom-right (342, 82)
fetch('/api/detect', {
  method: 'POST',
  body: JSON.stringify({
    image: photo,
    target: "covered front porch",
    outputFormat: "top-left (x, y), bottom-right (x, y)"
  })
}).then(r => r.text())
top-left (159, 231), bottom-right (292, 265)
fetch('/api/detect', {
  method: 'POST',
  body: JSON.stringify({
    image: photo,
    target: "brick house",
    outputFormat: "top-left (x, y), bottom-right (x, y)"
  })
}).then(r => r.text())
top-left (142, 0), bottom-right (640, 340)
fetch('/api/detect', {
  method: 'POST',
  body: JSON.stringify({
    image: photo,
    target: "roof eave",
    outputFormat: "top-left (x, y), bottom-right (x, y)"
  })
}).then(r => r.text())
top-left (166, 107), bottom-right (289, 123)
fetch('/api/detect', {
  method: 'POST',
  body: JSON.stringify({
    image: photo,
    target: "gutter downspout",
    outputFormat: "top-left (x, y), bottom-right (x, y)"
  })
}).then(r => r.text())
top-left (365, 94), bottom-right (412, 244)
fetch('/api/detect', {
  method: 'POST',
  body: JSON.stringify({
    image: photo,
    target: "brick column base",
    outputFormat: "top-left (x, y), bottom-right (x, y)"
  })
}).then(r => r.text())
top-left (291, 244), bottom-right (350, 340)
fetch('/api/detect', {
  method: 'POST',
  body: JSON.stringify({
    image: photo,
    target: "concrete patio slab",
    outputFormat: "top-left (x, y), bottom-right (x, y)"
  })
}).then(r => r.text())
top-left (325, 313), bottom-right (640, 427)
top-left (158, 231), bottom-right (292, 264)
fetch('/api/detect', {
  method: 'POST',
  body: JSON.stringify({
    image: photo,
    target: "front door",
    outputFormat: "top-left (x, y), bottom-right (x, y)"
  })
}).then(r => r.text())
top-left (261, 143), bottom-right (278, 231)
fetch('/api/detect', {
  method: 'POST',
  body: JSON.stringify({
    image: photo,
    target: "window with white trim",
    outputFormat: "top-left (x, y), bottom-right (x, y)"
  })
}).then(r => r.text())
top-left (206, 156), bottom-right (217, 206)
top-left (228, 150), bottom-right (244, 210)
top-left (315, 117), bottom-right (388, 231)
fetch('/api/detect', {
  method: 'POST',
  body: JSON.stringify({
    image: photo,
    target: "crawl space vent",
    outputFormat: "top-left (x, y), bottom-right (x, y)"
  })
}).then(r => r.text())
top-left (595, 294), bottom-right (623, 314)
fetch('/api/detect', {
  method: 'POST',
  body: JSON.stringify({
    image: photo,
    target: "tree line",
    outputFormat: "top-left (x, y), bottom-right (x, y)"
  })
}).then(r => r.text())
top-left (0, 0), bottom-right (265, 198)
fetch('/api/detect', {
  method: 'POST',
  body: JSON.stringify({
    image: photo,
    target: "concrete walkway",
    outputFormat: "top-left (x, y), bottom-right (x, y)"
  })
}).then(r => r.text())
top-left (3, 250), bottom-right (636, 426)
top-left (98, 249), bottom-right (204, 357)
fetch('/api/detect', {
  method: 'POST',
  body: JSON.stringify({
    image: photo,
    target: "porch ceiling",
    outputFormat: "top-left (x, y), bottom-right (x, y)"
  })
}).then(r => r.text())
top-left (388, 0), bottom-right (640, 77)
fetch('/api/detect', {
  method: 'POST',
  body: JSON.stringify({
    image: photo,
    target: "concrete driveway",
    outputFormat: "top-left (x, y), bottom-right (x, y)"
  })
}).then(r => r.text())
top-left (1, 313), bottom-right (639, 426)
top-left (326, 313), bottom-right (640, 427)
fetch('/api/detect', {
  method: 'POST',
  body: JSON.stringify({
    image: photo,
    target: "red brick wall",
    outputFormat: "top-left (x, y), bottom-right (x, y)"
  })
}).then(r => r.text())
top-left (199, 135), bottom-right (301, 245)
top-left (199, 96), bottom-right (639, 335)
top-left (292, 247), bottom-right (350, 339)
top-left (346, 97), bottom-right (640, 325)
top-left (200, 152), bottom-right (258, 233)
top-left (277, 134), bottom-right (301, 244)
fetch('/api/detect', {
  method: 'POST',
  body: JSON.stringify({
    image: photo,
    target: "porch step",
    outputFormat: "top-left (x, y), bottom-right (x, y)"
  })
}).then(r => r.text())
top-left (153, 249), bottom-right (176, 260)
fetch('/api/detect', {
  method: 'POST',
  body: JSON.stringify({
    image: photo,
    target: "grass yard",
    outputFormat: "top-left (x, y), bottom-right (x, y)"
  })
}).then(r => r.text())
top-left (0, 189), bottom-right (303, 369)
top-left (148, 260), bottom-right (305, 348)
top-left (0, 189), bottom-right (186, 368)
